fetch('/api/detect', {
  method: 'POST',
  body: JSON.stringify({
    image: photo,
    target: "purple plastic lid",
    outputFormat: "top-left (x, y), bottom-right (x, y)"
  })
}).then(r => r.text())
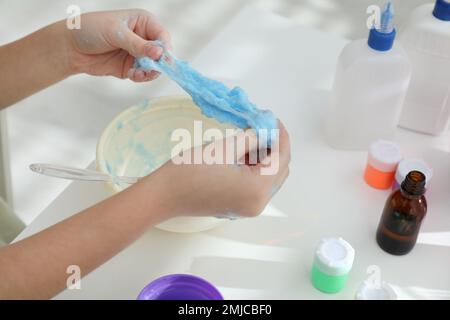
top-left (137, 274), bottom-right (224, 300)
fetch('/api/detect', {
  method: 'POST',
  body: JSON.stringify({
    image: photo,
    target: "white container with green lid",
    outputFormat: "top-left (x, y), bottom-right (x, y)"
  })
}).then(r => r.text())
top-left (311, 237), bottom-right (355, 293)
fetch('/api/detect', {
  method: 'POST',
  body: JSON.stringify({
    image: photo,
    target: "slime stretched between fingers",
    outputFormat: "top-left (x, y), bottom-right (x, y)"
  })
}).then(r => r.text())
top-left (134, 41), bottom-right (278, 146)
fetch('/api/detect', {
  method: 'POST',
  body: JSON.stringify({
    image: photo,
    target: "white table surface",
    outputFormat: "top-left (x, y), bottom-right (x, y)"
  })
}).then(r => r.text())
top-left (15, 6), bottom-right (450, 300)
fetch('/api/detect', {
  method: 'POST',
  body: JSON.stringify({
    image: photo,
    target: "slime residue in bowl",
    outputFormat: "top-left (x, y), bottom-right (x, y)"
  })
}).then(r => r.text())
top-left (96, 96), bottom-right (239, 233)
top-left (98, 96), bottom-right (235, 192)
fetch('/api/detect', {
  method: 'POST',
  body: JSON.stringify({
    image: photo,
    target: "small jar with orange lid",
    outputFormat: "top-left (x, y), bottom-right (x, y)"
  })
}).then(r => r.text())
top-left (364, 140), bottom-right (402, 190)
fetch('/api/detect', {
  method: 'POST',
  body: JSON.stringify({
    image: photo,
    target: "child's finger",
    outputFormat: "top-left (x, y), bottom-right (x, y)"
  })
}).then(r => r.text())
top-left (128, 68), bottom-right (147, 82)
top-left (149, 70), bottom-right (160, 80)
top-left (117, 27), bottom-right (163, 59)
top-left (229, 129), bottom-right (259, 163)
top-left (143, 44), bottom-right (164, 61)
top-left (275, 120), bottom-right (291, 169)
top-left (145, 20), bottom-right (172, 51)
top-left (118, 30), bottom-right (144, 57)
top-left (128, 68), bottom-right (160, 82)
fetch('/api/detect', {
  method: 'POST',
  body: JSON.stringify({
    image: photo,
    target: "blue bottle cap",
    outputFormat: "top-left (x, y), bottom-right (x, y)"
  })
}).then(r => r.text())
top-left (433, 0), bottom-right (450, 21)
top-left (368, 28), bottom-right (396, 52)
top-left (368, 1), bottom-right (396, 51)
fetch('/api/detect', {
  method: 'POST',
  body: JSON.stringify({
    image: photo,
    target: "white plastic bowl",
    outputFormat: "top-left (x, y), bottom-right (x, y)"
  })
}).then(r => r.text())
top-left (96, 95), bottom-right (234, 233)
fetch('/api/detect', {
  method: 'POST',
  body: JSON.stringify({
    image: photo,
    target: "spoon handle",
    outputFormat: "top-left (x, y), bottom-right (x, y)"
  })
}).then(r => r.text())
top-left (29, 163), bottom-right (139, 185)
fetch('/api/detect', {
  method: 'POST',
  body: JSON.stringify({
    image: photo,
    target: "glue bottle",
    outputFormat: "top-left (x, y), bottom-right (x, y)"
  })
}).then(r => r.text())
top-left (325, 1), bottom-right (411, 150)
top-left (376, 171), bottom-right (427, 255)
top-left (398, 0), bottom-right (450, 136)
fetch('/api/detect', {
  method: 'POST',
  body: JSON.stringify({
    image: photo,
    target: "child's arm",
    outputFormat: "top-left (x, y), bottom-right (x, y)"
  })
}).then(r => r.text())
top-left (0, 126), bottom-right (291, 299)
top-left (0, 9), bottom-right (170, 108)
top-left (0, 21), bottom-right (71, 108)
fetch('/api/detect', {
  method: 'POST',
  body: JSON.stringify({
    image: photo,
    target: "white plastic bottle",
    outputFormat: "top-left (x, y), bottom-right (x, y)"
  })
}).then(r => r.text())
top-left (399, 0), bottom-right (450, 136)
top-left (326, 2), bottom-right (412, 150)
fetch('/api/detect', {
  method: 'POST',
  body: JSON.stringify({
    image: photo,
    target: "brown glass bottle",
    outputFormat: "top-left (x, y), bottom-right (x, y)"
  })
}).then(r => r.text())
top-left (376, 171), bottom-right (427, 255)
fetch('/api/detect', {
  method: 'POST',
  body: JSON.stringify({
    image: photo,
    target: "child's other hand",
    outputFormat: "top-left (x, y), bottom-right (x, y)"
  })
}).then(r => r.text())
top-left (146, 121), bottom-right (291, 219)
top-left (67, 9), bottom-right (171, 82)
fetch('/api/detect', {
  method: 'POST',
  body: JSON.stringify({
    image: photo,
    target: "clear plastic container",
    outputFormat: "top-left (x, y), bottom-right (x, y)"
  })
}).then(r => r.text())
top-left (326, 2), bottom-right (412, 150)
top-left (399, 1), bottom-right (450, 136)
top-left (325, 39), bottom-right (411, 150)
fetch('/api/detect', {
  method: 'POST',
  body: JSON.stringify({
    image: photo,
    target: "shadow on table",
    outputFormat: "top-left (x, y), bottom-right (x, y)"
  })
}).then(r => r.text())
top-left (205, 204), bottom-right (310, 248)
top-left (391, 284), bottom-right (450, 300)
top-left (188, 255), bottom-right (311, 299)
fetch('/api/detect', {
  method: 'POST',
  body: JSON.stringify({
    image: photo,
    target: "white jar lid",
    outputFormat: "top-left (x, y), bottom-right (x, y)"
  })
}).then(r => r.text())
top-left (396, 158), bottom-right (433, 187)
top-left (314, 237), bottom-right (355, 276)
top-left (356, 281), bottom-right (397, 300)
top-left (368, 140), bottom-right (403, 173)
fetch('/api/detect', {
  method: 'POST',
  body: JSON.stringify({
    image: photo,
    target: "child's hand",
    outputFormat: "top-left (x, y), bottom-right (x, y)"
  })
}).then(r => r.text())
top-left (67, 9), bottom-right (171, 82)
top-left (146, 121), bottom-right (291, 219)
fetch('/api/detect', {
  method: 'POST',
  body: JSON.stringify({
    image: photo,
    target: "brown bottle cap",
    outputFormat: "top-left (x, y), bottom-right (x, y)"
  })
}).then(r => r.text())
top-left (401, 171), bottom-right (426, 196)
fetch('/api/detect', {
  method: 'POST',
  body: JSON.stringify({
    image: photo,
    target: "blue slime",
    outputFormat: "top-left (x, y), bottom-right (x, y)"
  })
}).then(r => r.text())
top-left (134, 41), bottom-right (278, 146)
